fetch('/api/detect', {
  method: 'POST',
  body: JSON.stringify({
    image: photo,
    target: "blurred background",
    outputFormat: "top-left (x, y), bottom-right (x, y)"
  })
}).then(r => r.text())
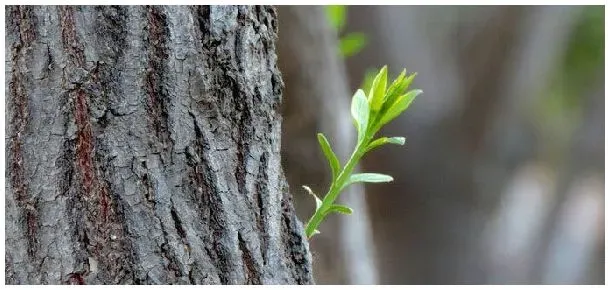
top-left (276, 6), bottom-right (604, 284)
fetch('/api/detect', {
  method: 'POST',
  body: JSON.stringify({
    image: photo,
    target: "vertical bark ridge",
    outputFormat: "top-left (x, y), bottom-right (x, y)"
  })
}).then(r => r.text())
top-left (139, 8), bottom-right (186, 283)
top-left (238, 232), bottom-right (262, 284)
top-left (6, 5), bottom-right (38, 276)
top-left (58, 6), bottom-right (135, 284)
top-left (186, 5), bottom-right (313, 284)
top-left (144, 6), bottom-right (173, 163)
top-left (190, 114), bottom-right (234, 284)
top-left (5, 6), bottom-right (40, 281)
top-left (254, 151), bottom-right (269, 266)
top-left (190, 6), bottom-right (251, 283)
top-left (33, 6), bottom-right (86, 284)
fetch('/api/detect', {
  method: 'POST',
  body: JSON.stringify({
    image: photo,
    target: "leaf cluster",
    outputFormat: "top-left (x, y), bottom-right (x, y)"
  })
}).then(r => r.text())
top-left (304, 66), bottom-right (422, 238)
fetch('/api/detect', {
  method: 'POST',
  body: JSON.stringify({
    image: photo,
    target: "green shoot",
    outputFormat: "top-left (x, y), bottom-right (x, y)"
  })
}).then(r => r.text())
top-left (303, 66), bottom-right (421, 239)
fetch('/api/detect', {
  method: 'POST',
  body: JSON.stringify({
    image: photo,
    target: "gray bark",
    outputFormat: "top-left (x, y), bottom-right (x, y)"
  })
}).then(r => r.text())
top-left (277, 6), bottom-right (377, 284)
top-left (5, 5), bottom-right (313, 285)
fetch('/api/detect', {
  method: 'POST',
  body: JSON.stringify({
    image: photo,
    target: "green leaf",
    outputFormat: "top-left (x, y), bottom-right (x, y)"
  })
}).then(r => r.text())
top-left (339, 33), bottom-right (367, 58)
top-left (317, 133), bottom-right (341, 179)
top-left (302, 185), bottom-right (322, 211)
top-left (328, 204), bottom-right (353, 215)
top-left (368, 66), bottom-right (388, 111)
top-left (384, 72), bottom-right (416, 109)
top-left (304, 66), bottom-right (420, 241)
top-left (387, 137), bottom-right (406, 145)
top-left (325, 5), bottom-right (346, 32)
top-left (349, 173), bottom-right (394, 183)
top-left (379, 89), bottom-right (421, 127)
top-left (342, 173), bottom-right (393, 190)
top-left (366, 136), bottom-right (406, 152)
top-left (385, 69), bottom-right (407, 101)
top-left (350, 89), bottom-right (370, 142)
top-left (366, 138), bottom-right (389, 152)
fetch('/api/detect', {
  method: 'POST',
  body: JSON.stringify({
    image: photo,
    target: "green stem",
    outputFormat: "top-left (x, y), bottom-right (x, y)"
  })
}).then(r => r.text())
top-left (304, 139), bottom-right (368, 238)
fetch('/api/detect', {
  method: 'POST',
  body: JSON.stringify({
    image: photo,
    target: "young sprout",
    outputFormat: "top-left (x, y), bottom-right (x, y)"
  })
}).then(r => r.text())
top-left (303, 66), bottom-right (421, 239)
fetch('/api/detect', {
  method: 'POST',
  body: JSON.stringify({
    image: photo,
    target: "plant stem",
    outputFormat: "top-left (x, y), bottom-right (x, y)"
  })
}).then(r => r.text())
top-left (304, 139), bottom-right (368, 238)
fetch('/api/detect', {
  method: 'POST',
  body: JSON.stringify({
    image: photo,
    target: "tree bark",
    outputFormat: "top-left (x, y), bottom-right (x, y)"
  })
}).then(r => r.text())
top-left (5, 5), bottom-right (313, 285)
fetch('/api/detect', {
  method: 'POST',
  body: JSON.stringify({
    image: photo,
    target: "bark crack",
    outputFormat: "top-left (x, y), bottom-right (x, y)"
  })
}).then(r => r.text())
top-left (144, 6), bottom-right (174, 164)
top-left (255, 152), bottom-right (269, 266)
top-left (189, 113), bottom-right (232, 284)
top-left (170, 205), bottom-right (187, 242)
top-left (59, 6), bottom-right (134, 283)
top-left (8, 5), bottom-right (38, 261)
top-left (238, 232), bottom-right (261, 284)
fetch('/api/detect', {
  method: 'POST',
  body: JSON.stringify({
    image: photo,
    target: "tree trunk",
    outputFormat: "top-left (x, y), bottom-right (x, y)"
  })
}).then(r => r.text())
top-left (5, 5), bottom-right (313, 285)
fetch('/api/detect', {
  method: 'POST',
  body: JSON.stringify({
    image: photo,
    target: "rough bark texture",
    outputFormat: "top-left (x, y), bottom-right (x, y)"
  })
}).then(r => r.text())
top-left (5, 5), bottom-right (313, 285)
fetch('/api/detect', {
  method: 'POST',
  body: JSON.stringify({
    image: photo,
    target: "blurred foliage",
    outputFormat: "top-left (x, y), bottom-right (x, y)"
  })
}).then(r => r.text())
top-left (324, 6), bottom-right (373, 89)
top-left (339, 33), bottom-right (368, 58)
top-left (561, 6), bottom-right (604, 98)
top-left (546, 6), bottom-right (603, 118)
top-left (325, 5), bottom-right (368, 58)
top-left (536, 6), bottom-right (604, 162)
top-left (326, 5), bottom-right (346, 32)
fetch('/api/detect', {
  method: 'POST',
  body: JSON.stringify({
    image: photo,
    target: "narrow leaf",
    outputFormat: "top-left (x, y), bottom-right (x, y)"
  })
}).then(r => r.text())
top-left (350, 89), bottom-right (370, 142)
top-left (348, 173), bottom-right (394, 183)
top-left (317, 133), bottom-right (340, 179)
top-left (366, 136), bottom-right (406, 152)
top-left (385, 69), bottom-right (407, 102)
top-left (328, 204), bottom-right (353, 215)
top-left (302, 185), bottom-right (322, 211)
top-left (379, 89), bottom-right (421, 126)
top-left (368, 66), bottom-right (388, 111)
top-left (402, 73), bottom-right (416, 91)
top-left (384, 72), bottom-right (417, 110)
top-left (342, 173), bottom-right (394, 190)
top-left (387, 137), bottom-right (406, 145)
top-left (366, 137), bottom-right (389, 152)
